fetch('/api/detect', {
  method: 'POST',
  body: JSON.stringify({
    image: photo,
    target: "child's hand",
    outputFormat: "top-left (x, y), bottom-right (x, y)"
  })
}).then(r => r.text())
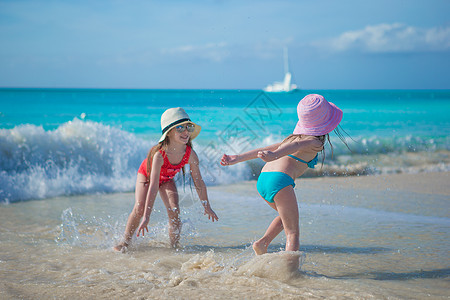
top-left (220, 154), bottom-right (239, 166)
top-left (202, 201), bottom-right (219, 222)
top-left (136, 217), bottom-right (149, 237)
top-left (204, 206), bottom-right (219, 222)
top-left (257, 150), bottom-right (278, 162)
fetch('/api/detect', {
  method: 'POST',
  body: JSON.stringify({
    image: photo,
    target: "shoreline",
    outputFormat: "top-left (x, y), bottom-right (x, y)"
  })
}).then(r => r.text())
top-left (1, 170), bottom-right (449, 204)
top-left (297, 171), bottom-right (450, 196)
top-left (212, 171), bottom-right (450, 195)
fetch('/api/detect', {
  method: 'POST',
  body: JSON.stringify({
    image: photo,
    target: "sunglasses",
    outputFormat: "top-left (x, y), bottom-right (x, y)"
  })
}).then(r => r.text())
top-left (175, 123), bottom-right (195, 133)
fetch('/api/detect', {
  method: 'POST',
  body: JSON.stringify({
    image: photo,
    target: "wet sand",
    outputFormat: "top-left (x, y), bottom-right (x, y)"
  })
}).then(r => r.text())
top-left (0, 172), bottom-right (449, 299)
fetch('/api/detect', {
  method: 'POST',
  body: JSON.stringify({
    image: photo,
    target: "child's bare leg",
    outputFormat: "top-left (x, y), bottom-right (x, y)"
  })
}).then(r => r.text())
top-left (113, 174), bottom-right (149, 252)
top-left (167, 208), bottom-right (181, 248)
top-left (273, 186), bottom-right (299, 252)
top-left (159, 180), bottom-right (181, 248)
top-left (253, 215), bottom-right (283, 255)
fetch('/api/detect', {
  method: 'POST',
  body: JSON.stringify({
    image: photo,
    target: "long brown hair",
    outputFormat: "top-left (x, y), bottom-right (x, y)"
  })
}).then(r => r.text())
top-left (144, 135), bottom-right (193, 183)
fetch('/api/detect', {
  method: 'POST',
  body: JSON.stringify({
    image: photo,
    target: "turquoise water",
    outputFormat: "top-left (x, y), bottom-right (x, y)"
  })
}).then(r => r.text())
top-left (1, 88), bottom-right (449, 202)
top-left (1, 88), bottom-right (449, 139)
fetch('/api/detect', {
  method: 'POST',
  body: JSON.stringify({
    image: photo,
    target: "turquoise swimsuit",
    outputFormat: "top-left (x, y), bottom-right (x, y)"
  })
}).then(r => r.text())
top-left (257, 172), bottom-right (295, 203)
top-left (256, 154), bottom-right (318, 203)
top-left (287, 153), bottom-right (318, 169)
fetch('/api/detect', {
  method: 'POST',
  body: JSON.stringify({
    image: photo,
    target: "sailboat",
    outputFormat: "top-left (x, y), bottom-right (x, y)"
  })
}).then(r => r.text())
top-left (263, 47), bottom-right (298, 92)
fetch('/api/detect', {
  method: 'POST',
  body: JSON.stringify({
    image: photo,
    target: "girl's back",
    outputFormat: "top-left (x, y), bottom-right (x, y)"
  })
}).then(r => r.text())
top-left (261, 135), bottom-right (323, 179)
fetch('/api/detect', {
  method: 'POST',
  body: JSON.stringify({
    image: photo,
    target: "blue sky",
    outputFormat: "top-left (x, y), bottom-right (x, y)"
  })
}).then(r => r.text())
top-left (1, 0), bottom-right (449, 89)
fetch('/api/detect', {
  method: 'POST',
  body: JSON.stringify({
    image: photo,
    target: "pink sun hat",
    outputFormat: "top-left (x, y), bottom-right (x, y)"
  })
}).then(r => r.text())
top-left (293, 94), bottom-right (343, 136)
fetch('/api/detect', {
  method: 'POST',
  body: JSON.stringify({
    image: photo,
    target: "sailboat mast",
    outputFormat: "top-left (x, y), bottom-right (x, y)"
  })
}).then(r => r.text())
top-left (283, 47), bottom-right (289, 74)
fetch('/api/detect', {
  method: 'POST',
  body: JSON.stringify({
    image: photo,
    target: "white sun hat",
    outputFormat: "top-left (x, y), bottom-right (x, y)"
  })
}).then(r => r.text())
top-left (159, 107), bottom-right (201, 143)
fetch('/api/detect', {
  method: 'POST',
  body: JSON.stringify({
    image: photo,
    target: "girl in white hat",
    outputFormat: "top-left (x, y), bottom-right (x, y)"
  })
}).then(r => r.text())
top-left (114, 107), bottom-right (218, 252)
top-left (221, 94), bottom-right (348, 256)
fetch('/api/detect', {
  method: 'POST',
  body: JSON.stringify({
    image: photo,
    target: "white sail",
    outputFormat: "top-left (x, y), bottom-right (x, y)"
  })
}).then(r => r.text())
top-left (264, 48), bottom-right (298, 92)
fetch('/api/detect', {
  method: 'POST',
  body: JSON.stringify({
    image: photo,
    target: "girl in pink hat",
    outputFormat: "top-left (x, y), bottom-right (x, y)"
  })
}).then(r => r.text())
top-left (221, 94), bottom-right (346, 255)
top-left (114, 107), bottom-right (218, 252)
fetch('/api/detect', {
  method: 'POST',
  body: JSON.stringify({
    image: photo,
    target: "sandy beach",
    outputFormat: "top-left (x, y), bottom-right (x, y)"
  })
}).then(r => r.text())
top-left (0, 172), bottom-right (449, 299)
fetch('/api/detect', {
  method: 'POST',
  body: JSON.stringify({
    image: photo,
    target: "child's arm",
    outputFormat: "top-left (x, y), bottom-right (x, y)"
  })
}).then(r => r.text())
top-left (136, 152), bottom-right (164, 236)
top-left (220, 142), bottom-right (281, 166)
top-left (189, 150), bottom-right (219, 222)
top-left (257, 137), bottom-right (323, 162)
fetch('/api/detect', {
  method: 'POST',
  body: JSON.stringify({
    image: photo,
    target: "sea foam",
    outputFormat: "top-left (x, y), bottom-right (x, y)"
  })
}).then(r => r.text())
top-left (0, 119), bottom-right (148, 202)
top-left (0, 119), bottom-right (251, 202)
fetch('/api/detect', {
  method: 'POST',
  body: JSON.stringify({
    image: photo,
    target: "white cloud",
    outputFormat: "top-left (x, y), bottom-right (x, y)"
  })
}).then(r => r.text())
top-left (324, 23), bottom-right (450, 53)
top-left (161, 42), bottom-right (230, 62)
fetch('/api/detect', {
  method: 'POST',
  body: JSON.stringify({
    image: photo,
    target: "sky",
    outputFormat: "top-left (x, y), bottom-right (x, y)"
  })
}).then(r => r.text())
top-left (0, 0), bottom-right (449, 90)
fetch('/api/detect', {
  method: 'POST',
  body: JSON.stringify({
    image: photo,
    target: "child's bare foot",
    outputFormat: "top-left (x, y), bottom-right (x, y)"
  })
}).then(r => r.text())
top-left (113, 242), bottom-right (128, 253)
top-left (252, 240), bottom-right (268, 255)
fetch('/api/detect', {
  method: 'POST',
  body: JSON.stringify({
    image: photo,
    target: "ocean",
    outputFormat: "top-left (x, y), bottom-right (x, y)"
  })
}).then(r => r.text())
top-left (1, 88), bottom-right (449, 202)
top-left (0, 88), bottom-right (449, 299)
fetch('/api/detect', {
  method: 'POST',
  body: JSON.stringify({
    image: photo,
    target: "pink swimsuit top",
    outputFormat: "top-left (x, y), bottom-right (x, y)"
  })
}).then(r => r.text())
top-left (138, 145), bottom-right (191, 186)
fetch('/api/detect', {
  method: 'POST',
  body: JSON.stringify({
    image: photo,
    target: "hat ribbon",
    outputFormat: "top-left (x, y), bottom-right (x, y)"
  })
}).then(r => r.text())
top-left (162, 118), bottom-right (191, 134)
